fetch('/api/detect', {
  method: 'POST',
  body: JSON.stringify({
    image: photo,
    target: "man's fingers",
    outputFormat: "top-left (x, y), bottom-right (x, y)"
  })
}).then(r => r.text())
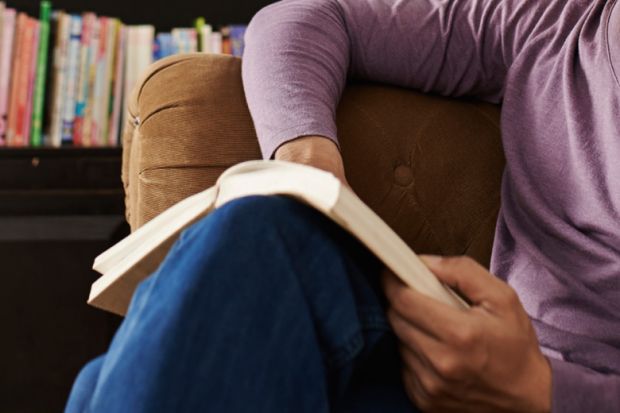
top-left (399, 346), bottom-right (463, 411)
top-left (383, 270), bottom-right (468, 341)
top-left (419, 255), bottom-right (506, 306)
top-left (387, 308), bottom-right (445, 360)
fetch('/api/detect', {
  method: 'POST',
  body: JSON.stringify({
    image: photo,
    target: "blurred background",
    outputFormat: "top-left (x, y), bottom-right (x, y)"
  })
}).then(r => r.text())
top-left (0, 0), bottom-right (273, 411)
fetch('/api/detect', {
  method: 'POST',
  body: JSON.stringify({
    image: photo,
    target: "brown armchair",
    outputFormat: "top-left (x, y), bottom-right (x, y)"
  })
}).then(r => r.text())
top-left (122, 53), bottom-right (504, 267)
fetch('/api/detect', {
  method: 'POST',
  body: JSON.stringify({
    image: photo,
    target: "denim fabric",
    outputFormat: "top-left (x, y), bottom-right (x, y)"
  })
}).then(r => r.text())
top-left (66, 196), bottom-right (420, 412)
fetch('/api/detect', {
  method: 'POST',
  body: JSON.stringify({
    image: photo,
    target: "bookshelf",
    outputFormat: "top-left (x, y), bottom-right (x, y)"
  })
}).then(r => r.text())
top-left (8, 0), bottom-right (272, 31)
top-left (0, 1), bottom-right (273, 411)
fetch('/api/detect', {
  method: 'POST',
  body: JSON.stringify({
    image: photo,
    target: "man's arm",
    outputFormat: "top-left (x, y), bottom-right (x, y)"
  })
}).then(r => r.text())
top-left (242, 0), bottom-right (551, 160)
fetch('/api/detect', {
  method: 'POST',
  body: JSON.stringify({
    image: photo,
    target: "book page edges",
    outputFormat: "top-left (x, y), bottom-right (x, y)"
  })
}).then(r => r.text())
top-left (332, 187), bottom-right (468, 309)
top-left (93, 187), bottom-right (217, 273)
top-left (88, 208), bottom-right (213, 315)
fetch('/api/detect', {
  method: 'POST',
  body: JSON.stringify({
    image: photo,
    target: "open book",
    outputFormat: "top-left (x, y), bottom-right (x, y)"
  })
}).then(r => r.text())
top-left (90, 160), bottom-right (468, 315)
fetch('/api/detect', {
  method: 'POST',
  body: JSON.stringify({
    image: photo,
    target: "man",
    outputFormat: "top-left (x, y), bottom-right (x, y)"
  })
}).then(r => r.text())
top-left (67, 0), bottom-right (620, 411)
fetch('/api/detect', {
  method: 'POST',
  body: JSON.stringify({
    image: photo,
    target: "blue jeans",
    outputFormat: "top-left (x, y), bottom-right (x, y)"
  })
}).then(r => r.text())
top-left (66, 196), bottom-right (420, 412)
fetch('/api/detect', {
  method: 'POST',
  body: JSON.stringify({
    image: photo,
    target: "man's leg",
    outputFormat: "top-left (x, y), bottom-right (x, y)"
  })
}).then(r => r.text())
top-left (66, 196), bottom-right (419, 412)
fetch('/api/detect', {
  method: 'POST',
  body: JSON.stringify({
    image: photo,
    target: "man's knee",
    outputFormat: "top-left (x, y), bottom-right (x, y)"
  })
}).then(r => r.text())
top-left (156, 195), bottom-right (325, 295)
top-left (187, 195), bottom-right (324, 247)
top-left (216, 195), bottom-right (315, 227)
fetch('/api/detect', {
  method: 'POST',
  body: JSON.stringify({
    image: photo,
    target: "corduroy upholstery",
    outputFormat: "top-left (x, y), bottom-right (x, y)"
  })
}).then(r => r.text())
top-left (123, 53), bottom-right (505, 267)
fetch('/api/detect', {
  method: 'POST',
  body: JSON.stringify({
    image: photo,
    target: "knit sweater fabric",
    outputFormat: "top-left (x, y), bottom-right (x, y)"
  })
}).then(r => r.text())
top-left (241, 0), bottom-right (620, 411)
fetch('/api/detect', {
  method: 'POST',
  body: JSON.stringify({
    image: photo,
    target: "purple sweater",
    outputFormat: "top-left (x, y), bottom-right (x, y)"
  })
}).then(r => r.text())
top-left (241, 0), bottom-right (620, 411)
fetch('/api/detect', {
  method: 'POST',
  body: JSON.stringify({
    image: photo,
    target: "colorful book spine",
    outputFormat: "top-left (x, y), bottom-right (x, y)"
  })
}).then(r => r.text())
top-left (73, 12), bottom-right (95, 146)
top-left (187, 29), bottom-right (197, 53)
top-left (23, 19), bottom-right (40, 145)
top-left (200, 24), bottom-right (213, 53)
top-left (171, 28), bottom-right (197, 54)
top-left (194, 17), bottom-right (205, 51)
top-left (122, 25), bottom-right (153, 138)
top-left (154, 32), bottom-right (175, 60)
top-left (60, 14), bottom-right (81, 145)
top-left (0, 2), bottom-right (4, 46)
top-left (108, 24), bottom-right (125, 146)
top-left (30, 0), bottom-right (52, 147)
top-left (99, 18), bottom-right (118, 144)
top-left (0, 1), bottom-right (4, 145)
top-left (230, 25), bottom-right (246, 57)
top-left (41, 9), bottom-right (60, 145)
top-left (48, 11), bottom-right (68, 147)
top-left (83, 16), bottom-right (102, 146)
top-left (220, 26), bottom-right (231, 55)
top-left (30, 0), bottom-right (52, 146)
top-left (210, 31), bottom-right (222, 54)
top-left (13, 17), bottom-right (35, 147)
top-left (0, 7), bottom-right (15, 146)
top-left (81, 14), bottom-right (99, 146)
top-left (6, 13), bottom-right (26, 146)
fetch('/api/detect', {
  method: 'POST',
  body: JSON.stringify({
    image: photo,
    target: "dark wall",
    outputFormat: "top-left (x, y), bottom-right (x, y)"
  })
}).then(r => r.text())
top-left (5, 0), bottom-right (275, 31)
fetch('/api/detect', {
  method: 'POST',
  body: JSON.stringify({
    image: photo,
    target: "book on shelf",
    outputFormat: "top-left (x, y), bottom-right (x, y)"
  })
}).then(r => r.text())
top-left (30, 0), bottom-right (51, 147)
top-left (89, 160), bottom-right (469, 316)
top-left (122, 25), bottom-right (154, 137)
top-left (0, 6), bottom-right (15, 146)
top-left (0, 0), bottom-right (248, 149)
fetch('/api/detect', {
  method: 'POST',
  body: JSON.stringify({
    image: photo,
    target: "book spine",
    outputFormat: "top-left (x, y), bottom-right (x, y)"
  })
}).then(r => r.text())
top-left (194, 17), bottom-right (205, 51)
top-left (40, 9), bottom-right (59, 146)
top-left (210, 31), bottom-right (222, 54)
top-left (171, 28), bottom-right (182, 54)
top-left (153, 32), bottom-right (162, 60)
top-left (30, 0), bottom-right (52, 147)
top-left (230, 25), bottom-right (246, 58)
top-left (0, 1), bottom-right (4, 145)
top-left (200, 24), bottom-right (212, 53)
top-left (60, 14), bottom-right (81, 145)
top-left (24, 19), bottom-right (40, 145)
top-left (48, 11), bottom-right (68, 147)
top-left (100, 17), bottom-right (117, 145)
top-left (157, 32), bottom-right (174, 58)
top-left (82, 16), bottom-right (100, 146)
top-left (220, 26), bottom-right (231, 55)
top-left (188, 28), bottom-right (197, 53)
top-left (0, 3), bottom-right (4, 52)
top-left (122, 26), bottom-right (153, 140)
top-left (0, 3), bottom-right (5, 84)
top-left (24, 18), bottom-right (41, 145)
top-left (0, 8), bottom-right (15, 146)
top-left (108, 24), bottom-right (125, 146)
top-left (87, 16), bottom-right (105, 146)
top-left (6, 13), bottom-right (26, 146)
top-left (73, 12), bottom-right (94, 147)
top-left (13, 17), bottom-right (35, 147)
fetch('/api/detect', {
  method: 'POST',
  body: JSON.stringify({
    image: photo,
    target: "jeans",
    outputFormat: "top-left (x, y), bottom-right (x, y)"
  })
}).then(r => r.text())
top-left (65, 196), bottom-right (420, 412)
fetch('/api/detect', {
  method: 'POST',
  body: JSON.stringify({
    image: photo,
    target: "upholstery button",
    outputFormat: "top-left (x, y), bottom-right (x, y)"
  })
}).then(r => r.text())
top-left (394, 165), bottom-right (414, 186)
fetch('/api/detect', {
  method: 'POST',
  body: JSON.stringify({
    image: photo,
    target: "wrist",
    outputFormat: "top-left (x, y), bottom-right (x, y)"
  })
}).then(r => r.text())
top-left (275, 136), bottom-right (347, 184)
top-left (519, 354), bottom-right (552, 413)
top-left (275, 135), bottom-right (339, 160)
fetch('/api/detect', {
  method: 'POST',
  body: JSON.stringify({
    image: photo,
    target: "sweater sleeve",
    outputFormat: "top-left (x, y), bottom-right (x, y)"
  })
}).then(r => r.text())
top-left (549, 358), bottom-right (620, 413)
top-left (241, 0), bottom-right (550, 158)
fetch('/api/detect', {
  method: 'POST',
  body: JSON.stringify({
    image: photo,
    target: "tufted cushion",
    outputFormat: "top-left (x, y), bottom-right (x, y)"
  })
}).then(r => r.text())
top-left (123, 53), bottom-right (504, 267)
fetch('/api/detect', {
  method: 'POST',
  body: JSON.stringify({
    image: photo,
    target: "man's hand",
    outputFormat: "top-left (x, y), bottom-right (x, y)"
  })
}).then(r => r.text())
top-left (382, 256), bottom-right (552, 413)
top-left (274, 136), bottom-right (348, 185)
